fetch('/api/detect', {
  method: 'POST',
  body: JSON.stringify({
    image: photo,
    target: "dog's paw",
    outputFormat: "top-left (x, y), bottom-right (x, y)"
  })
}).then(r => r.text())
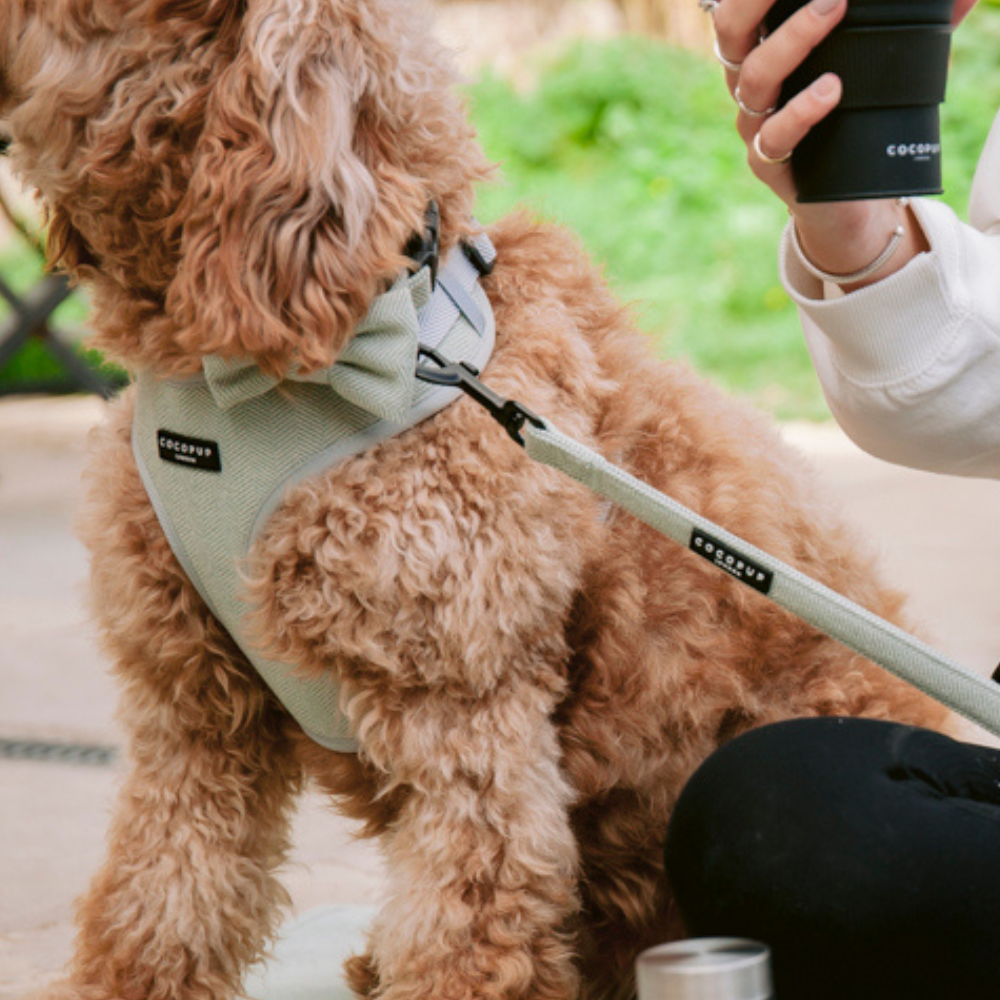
top-left (344, 951), bottom-right (380, 999)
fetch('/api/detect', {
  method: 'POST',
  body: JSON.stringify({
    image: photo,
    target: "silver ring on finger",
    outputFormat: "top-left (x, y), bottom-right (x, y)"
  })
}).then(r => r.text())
top-left (713, 38), bottom-right (744, 72)
top-left (735, 86), bottom-right (776, 118)
top-left (700, 0), bottom-right (721, 13)
top-left (753, 130), bottom-right (792, 164)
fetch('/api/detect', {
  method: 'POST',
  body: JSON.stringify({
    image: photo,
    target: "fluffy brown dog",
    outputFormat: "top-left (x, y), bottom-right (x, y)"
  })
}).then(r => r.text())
top-left (1, 3), bottom-right (946, 1000)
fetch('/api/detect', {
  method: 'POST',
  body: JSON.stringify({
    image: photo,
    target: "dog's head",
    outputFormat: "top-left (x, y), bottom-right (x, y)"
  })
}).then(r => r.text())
top-left (0, 0), bottom-right (490, 375)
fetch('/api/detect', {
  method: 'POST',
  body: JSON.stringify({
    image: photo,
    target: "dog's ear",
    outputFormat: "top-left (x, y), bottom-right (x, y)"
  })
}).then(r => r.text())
top-left (167, 0), bottom-right (421, 375)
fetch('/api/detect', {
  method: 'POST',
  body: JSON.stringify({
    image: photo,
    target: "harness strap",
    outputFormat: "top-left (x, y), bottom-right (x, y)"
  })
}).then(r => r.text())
top-left (414, 356), bottom-right (1000, 739)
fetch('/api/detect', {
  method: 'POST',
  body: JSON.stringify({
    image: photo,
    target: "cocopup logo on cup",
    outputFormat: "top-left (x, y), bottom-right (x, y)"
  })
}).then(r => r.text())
top-left (764, 0), bottom-right (956, 201)
top-left (635, 939), bottom-right (773, 1000)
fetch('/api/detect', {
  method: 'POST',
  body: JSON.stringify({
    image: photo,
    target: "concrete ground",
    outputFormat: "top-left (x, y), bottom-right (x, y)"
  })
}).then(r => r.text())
top-left (1, 393), bottom-right (998, 1000)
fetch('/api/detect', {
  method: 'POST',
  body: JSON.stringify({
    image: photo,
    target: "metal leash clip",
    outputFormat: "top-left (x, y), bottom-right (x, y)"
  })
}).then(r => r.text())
top-left (415, 345), bottom-right (544, 447)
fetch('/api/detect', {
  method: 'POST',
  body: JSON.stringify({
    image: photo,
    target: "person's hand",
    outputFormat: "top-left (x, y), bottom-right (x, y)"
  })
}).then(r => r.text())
top-left (709, 0), bottom-right (927, 288)
top-left (714, 0), bottom-right (847, 205)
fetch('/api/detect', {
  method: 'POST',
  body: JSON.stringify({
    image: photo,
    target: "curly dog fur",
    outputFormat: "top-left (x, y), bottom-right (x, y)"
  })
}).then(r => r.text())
top-left (1, 3), bottom-right (947, 1000)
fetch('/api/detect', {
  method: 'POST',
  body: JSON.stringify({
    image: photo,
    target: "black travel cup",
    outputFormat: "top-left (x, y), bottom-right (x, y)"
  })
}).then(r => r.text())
top-left (764, 0), bottom-right (956, 201)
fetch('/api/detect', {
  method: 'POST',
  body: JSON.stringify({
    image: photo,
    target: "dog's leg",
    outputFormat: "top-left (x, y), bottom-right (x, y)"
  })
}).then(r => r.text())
top-left (243, 390), bottom-right (614, 1000)
top-left (45, 686), bottom-right (302, 1000)
top-left (570, 793), bottom-right (684, 1000)
top-left (257, 569), bottom-right (585, 1000)
top-left (38, 404), bottom-right (304, 1000)
top-left (354, 687), bottom-right (581, 1000)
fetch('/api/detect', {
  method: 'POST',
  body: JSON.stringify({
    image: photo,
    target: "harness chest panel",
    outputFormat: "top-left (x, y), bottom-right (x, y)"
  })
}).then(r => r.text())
top-left (132, 245), bottom-right (495, 752)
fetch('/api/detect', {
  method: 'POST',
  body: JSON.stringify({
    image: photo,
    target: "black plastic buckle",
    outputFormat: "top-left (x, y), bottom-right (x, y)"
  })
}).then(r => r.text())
top-left (405, 201), bottom-right (440, 286)
top-left (415, 345), bottom-right (544, 447)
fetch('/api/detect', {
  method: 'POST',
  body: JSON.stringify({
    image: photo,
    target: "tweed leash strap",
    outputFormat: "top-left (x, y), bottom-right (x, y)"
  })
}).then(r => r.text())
top-left (523, 421), bottom-right (1000, 738)
top-left (413, 355), bottom-right (1000, 739)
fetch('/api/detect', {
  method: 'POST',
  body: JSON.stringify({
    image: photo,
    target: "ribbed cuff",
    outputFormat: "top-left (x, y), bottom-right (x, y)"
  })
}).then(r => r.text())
top-left (779, 198), bottom-right (960, 386)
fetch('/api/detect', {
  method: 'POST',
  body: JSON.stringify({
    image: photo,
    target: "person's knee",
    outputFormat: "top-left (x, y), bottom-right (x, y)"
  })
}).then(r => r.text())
top-left (665, 717), bottom-right (904, 933)
top-left (665, 718), bottom-right (1000, 999)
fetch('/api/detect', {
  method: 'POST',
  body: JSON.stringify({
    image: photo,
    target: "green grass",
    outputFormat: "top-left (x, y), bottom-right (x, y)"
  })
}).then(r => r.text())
top-left (3, 7), bottom-right (1000, 415)
top-left (468, 7), bottom-right (1000, 419)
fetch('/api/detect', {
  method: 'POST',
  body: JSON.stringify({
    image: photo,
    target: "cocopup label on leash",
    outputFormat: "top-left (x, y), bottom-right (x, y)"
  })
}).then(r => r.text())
top-left (689, 530), bottom-right (774, 595)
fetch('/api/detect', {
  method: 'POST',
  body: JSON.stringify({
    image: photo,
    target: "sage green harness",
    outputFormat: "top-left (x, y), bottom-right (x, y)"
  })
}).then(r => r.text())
top-left (132, 240), bottom-right (496, 752)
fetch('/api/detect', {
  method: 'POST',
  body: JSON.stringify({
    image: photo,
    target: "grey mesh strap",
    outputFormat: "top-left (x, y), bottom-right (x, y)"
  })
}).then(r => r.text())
top-left (524, 419), bottom-right (1000, 738)
top-left (419, 233), bottom-right (494, 347)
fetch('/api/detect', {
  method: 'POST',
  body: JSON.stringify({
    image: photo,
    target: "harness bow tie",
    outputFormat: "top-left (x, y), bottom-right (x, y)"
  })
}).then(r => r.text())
top-left (203, 267), bottom-right (433, 425)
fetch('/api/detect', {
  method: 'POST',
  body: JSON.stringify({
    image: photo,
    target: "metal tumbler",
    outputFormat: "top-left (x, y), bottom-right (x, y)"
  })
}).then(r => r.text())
top-left (635, 938), bottom-right (773, 1000)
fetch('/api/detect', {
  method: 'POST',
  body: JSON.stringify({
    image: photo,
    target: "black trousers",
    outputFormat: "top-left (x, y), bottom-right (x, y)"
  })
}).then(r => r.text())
top-left (664, 717), bottom-right (1000, 999)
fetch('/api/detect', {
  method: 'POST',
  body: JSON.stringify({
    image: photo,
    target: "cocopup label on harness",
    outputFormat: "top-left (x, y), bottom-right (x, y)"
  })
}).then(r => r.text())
top-left (689, 529), bottom-right (773, 595)
top-left (157, 430), bottom-right (222, 472)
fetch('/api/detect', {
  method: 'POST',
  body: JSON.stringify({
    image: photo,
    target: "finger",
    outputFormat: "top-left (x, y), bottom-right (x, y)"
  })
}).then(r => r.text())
top-left (746, 73), bottom-right (842, 201)
top-left (713, 36), bottom-right (746, 79)
top-left (714, 0), bottom-right (780, 72)
top-left (733, 0), bottom-right (847, 118)
top-left (734, 84), bottom-right (777, 120)
top-left (745, 72), bottom-right (841, 154)
top-left (753, 130), bottom-right (792, 166)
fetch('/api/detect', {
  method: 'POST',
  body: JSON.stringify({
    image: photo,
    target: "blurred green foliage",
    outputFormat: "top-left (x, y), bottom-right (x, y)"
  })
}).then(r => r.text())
top-left (469, 6), bottom-right (1000, 418)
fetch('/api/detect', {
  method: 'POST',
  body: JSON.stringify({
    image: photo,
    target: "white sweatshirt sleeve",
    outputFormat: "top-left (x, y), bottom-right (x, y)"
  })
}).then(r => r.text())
top-left (779, 110), bottom-right (1000, 480)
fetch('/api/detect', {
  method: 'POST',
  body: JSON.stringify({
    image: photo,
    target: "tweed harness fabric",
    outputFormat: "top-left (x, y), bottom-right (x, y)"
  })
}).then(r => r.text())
top-left (132, 236), bottom-right (496, 752)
